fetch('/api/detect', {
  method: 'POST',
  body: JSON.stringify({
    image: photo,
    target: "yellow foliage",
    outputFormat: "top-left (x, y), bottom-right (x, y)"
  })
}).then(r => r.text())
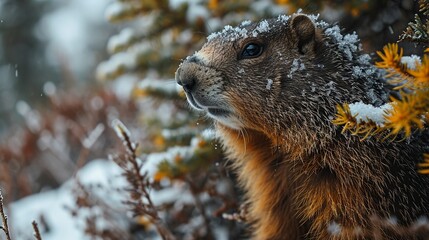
top-left (334, 43), bottom-right (429, 173)
top-left (376, 43), bottom-right (403, 68)
top-left (332, 104), bottom-right (383, 140)
top-left (154, 171), bottom-right (169, 182)
top-left (154, 135), bottom-right (166, 148)
top-left (384, 94), bottom-right (426, 137)
top-left (333, 44), bottom-right (429, 140)
top-left (408, 55), bottom-right (429, 86)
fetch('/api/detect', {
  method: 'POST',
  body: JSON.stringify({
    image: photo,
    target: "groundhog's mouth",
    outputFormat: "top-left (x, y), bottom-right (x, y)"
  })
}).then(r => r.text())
top-left (185, 92), bottom-right (230, 117)
top-left (207, 108), bottom-right (230, 117)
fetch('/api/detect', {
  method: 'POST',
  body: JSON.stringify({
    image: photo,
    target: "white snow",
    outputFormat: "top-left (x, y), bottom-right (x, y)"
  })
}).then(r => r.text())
top-left (10, 184), bottom-right (86, 240)
top-left (401, 55), bottom-right (421, 70)
top-left (201, 128), bottom-right (216, 140)
top-left (352, 65), bottom-right (376, 78)
top-left (96, 51), bottom-right (138, 80)
top-left (348, 101), bottom-right (393, 126)
top-left (105, 1), bottom-right (134, 21)
top-left (97, 41), bottom-right (153, 80)
top-left (207, 18), bottom-right (273, 42)
top-left (169, 0), bottom-right (190, 10)
top-left (288, 59), bottom-right (305, 78)
top-left (251, 19), bottom-right (271, 37)
top-left (266, 79), bottom-right (273, 90)
top-left (324, 25), bottom-right (360, 61)
top-left (107, 28), bottom-right (136, 54)
top-left (9, 160), bottom-right (124, 240)
top-left (327, 221), bottom-right (342, 235)
top-left (207, 25), bottom-right (248, 42)
top-left (240, 20), bottom-right (252, 26)
top-left (277, 14), bottom-right (291, 24)
top-left (111, 75), bottom-right (138, 101)
top-left (111, 119), bottom-right (131, 141)
top-left (9, 151), bottom-right (202, 239)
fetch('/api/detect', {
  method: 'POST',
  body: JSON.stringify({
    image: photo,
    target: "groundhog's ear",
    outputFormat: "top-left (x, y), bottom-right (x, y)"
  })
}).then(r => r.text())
top-left (290, 14), bottom-right (316, 55)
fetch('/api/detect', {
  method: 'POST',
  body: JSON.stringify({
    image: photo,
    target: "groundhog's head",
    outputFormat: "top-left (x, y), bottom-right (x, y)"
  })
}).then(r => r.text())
top-left (176, 14), bottom-right (351, 132)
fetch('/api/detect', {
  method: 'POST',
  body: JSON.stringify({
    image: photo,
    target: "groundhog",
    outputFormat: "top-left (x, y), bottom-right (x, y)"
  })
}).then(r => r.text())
top-left (175, 13), bottom-right (429, 239)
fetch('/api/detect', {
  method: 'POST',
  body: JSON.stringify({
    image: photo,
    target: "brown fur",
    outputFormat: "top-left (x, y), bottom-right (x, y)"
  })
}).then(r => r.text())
top-left (176, 13), bottom-right (429, 239)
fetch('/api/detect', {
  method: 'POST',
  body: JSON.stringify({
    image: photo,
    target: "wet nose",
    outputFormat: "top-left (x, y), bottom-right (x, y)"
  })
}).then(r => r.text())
top-left (176, 76), bottom-right (196, 93)
top-left (176, 60), bottom-right (199, 93)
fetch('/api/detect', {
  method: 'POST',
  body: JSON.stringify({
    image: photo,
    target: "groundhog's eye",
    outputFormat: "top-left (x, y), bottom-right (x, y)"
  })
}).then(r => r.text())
top-left (240, 43), bottom-right (263, 59)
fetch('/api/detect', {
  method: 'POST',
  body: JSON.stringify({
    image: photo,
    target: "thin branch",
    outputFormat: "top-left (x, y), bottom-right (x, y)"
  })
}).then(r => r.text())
top-left (186, 177), bottom-right (213, 238)
top-left (0, 190), bottom-right (11, 240)
top-left (32, 221), bottom-right (42, 240)
top-left (111, 119), bottom-right (176, 240)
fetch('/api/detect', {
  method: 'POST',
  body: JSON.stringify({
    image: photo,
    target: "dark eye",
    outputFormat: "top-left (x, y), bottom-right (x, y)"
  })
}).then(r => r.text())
top-left (240, 43), bottom-right (263, 59)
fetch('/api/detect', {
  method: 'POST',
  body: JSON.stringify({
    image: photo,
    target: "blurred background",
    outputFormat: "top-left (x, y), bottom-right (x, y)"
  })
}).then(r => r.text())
top-left (0, 0), bottom-right (426, 239)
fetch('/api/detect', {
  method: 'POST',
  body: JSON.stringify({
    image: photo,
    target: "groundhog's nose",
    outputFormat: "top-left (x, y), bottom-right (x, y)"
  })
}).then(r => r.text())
top-left (175, 61), bottom-right (198, 93)
top-left (176, 76), bottom-right (195, 93)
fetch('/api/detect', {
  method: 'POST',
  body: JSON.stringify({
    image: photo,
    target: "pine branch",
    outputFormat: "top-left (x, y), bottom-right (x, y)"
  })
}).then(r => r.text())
top-left (399, 0), bottom-right (429, 45)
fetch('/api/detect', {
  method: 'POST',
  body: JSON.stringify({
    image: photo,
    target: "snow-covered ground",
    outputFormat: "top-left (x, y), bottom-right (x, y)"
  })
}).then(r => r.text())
top-left (9, 160), bottom-right (123, 240)
top-left (9, 139), bottom-right (213, 239)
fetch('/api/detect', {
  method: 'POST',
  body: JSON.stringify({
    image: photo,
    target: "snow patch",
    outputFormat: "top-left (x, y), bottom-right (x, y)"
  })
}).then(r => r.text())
top-left (324, 25), bottom-right (359, 61)
top-left (207, 25), bottom-right (249, 42)
top-left (266, 79), bottom-right (273, 90)
top-left (327, 222), bottom-right (342, 235)
top-left (10, 160), bottom-right (124, 240)
top-left (240, 20), bottom-right (252, 26)
top-left (349, 101), bottom-right (392, 126)
top-left (352, 65), bottom-right (376, 78)
top-left (401, 55), bottom-right (421, 70)
top-left (105, 2), bottom-right (133, 20)
top-left (107, 28), bottom-right (136, 53)
top-left (251, 19), bottom-right (271, 37)
top-left (287, 59), bottom-right (305, 78)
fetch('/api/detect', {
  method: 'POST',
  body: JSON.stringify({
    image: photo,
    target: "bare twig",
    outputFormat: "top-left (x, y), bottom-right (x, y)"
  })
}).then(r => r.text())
top-left (0, 190), bottom-right (11, 240)
top-left (32, 221), bottom-right (42, 240)
top-left (111, 119), bottom-right (176, 240)
top-left (186, 177), bottom-right (213, 239)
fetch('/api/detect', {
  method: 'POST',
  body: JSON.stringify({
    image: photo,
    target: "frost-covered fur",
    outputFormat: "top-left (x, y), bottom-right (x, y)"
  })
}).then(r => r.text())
top-left (176, 13), bottom-right (429, 239)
